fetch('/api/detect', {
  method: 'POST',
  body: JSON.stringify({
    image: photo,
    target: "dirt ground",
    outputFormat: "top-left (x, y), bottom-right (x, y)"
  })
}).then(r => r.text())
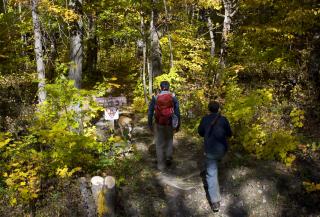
top-left (116, 117), bottom-right (320, 217)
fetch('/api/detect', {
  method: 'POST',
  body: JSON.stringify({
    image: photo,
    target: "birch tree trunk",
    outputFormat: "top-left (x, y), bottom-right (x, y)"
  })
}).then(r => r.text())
top-left (163, 0), bottom-right (173, 69)
top-left (19, 3), bottom-right (27, 57)
top-left (191, 4), bottom-right (195, 24)
top-left (31, 0), bottom-right (46, 103)
top-left (69, 0), bottom-right (83, 89)
top-left (143, 43), bottom-right (148, 102)
top-left (150, 0), bottom-right (162, 77)
top-left (219, 0), bottom-right (237, 67)
top-left (207, 16), bottom-right (215, 57)
top-left (207, 14), bottom-right (218, 87)
top-left (140, 14), bottom-right (148, 103)
top-left (147, 58), bottom-right (153, 97)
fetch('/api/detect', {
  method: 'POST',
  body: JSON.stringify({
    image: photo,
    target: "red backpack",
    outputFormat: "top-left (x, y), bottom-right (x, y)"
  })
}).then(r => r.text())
top-left (155, 93), bottom-right (174, 125)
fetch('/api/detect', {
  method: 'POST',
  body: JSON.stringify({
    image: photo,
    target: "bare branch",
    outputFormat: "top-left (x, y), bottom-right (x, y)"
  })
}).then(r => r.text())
top-left (217, 12), bottom-right (225, 17)
top-left (230, 7), bottom-right (239, 17)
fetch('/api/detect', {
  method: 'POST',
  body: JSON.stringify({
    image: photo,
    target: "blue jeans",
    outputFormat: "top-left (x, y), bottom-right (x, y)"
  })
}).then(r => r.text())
top-left (206, 146), bottom-right (225, 203)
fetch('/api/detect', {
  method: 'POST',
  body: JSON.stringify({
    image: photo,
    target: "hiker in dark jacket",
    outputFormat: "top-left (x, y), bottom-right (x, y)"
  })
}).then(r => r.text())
top-left (148, 81), bottom-right (180, 171)
top-left (198, 101), bottom-right (232, 212)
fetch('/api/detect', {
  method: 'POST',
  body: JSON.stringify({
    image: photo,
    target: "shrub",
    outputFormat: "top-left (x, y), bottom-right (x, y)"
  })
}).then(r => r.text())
top-left (0, 77), bottom-right (121, 205)
top-left (223, 69), bottom-right (298, 163)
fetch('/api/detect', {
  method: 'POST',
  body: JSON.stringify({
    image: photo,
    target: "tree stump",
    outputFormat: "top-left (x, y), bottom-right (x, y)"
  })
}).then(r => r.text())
top-left (90, 176), bottom-right (116, 217)
top-left (104, 176), bottom-right (116, 217)
top-left (91, 176), bottom-right (105, 206)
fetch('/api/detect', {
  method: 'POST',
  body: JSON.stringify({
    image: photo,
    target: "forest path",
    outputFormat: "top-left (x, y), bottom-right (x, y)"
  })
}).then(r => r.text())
top-left (117, 115), bottom-right (316, 217)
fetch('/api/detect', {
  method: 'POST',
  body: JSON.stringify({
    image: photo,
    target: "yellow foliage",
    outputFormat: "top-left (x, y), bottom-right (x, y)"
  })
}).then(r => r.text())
top-left (5, 161), bottom-right (41, 204)
top-left (39, 0), bottom-right (80, 23)
top-left (303, 181), bottom-right (320, 192)
top-left (56, 166), bottom-right (81, 178)
top-left (0, 138), bottom-right (11, 148)
top-left (243, 124), bottom-right (266, 159)
top-left (198, 0), bottom-right (222, 10)
top-left (0, 132), bottom-right (11, 148)
top-left (224, 73), bottom-right (298, 162)
top-left (230, 64), bottom-right (245, 73)
top-left (132, 96), bottom-right (147, 113)
top-left (290, 108), bottom-right (305, 128)
top-left (281, 153), bottom-right (296, 167)
top-left (9, 197), bottom-right (17, 206)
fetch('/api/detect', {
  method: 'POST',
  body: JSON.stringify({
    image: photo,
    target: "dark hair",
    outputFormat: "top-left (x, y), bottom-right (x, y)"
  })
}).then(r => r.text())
top-left (208, 101), bottom-right (220, 113)
top-left (160, 81), bottom-right (170, 90)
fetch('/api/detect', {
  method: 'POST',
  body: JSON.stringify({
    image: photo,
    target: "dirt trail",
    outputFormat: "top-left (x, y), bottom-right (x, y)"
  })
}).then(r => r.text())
top-left (117, 116), bottom-right (320, 217)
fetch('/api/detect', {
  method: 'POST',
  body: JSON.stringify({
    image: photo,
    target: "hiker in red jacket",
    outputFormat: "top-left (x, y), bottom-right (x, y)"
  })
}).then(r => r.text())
top-left (148, 81), bottom-right (180, 171)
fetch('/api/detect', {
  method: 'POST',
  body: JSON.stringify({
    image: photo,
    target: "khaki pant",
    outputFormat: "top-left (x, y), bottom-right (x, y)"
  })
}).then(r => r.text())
top-left (155, 124), bottom-right (173, 170)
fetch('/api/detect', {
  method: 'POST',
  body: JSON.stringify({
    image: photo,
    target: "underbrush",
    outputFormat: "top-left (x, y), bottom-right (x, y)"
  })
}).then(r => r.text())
top-left (0, 77), bottom-right (140, 215)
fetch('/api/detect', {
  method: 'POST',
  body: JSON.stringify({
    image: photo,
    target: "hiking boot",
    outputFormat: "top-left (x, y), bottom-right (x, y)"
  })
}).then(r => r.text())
top-left (210, 201), bottom-right (220, 212)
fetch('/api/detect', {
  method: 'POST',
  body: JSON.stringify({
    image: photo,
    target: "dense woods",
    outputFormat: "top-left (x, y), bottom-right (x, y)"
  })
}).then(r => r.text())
top-left (0, 0), bottom-right (320, 216)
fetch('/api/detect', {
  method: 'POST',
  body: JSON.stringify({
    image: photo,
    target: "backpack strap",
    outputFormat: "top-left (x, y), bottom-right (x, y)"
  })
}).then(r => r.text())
top-left (210, 114), bottom-right (220, 127)
top-left (206, 114), bottom-right (221, 136)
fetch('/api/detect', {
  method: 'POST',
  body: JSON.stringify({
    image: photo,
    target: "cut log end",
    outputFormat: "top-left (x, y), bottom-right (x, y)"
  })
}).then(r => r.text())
top-left (104, 176), bottom-right (116, 189)
top-left (91, 176), bottom-right (105, 186)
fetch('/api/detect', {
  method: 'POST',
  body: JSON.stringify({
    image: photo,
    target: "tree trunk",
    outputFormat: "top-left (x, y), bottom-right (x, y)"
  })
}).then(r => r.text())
top-left (140, 14), bottom-right (148, 103)
top-left (309, 34), bottom-right (320, 101)
top-left (47, 33), bottom-right (57, 82)
top-left (90, 176), bottom-right (104, 215)
top-left (207, 16), bottom-right (215, 57)
top-left (31, 0), bottom-right (46, 103)
top-left (103, 176), bottom-right (116, 217)
top-left (150, 0), bottom-right (162, 77)
top-left (19, 3), bottom-right (27, 57)
top-left (86, 13), bottom-right (98, 81)
top-left (143, 45), bottom-right (148, 101)
top-left (163, 0), bottom-right (173, 69)
top-left (207, 14), bottom-right (218, 88)
top-left (69, 0), bottom-right (83, 89)
top-left (1, 0), bottom-right (6, 13)
top-left (191, 4), bottom-right (195, 24)
top-left (219, 0), bottom-right (235, 67)
top-left (147, 58), bottom-right (153, 97)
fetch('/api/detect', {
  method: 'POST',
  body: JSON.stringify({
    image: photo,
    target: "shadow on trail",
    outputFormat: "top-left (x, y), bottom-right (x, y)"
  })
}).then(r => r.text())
top-left (172, 135), bottom-right (319, 217)
top-left (218, 152), bottom-right (320, 217)
top-left (116, 121), bottom-right (320, 217)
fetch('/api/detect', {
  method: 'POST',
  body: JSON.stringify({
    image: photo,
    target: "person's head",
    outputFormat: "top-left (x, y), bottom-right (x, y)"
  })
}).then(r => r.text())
top-left (160, 81), bottom-right (170, 91)
top-left (208, 101), bottom-right (220, 113)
